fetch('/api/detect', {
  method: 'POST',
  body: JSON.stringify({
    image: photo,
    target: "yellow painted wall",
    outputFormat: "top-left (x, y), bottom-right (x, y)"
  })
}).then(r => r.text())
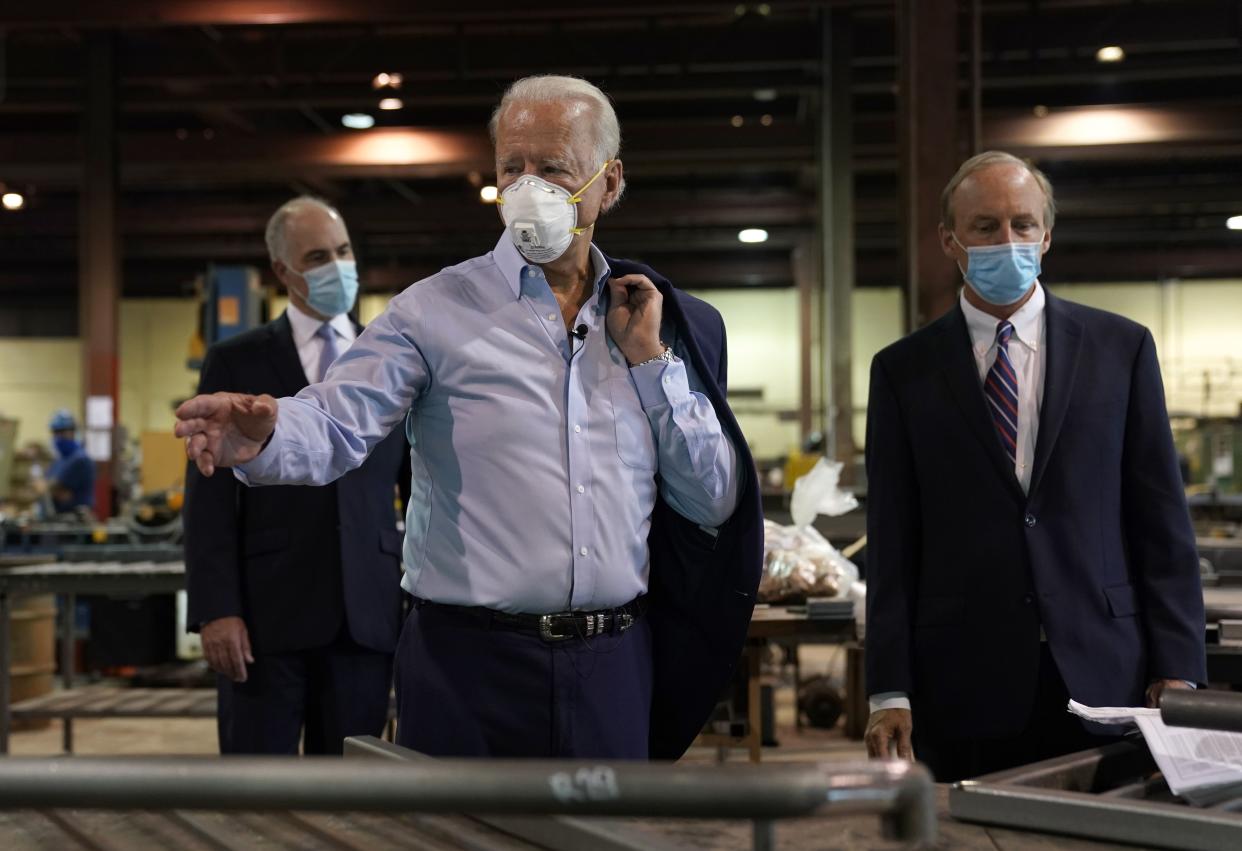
top-left (0, 340), bottom-right (82, 448)
top-left (4, 278), bottom-right (1237, 467)
top-left (691, 288), bottom-right (802, 458)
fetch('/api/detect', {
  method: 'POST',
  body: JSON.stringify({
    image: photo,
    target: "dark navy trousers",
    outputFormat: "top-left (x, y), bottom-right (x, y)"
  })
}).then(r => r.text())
top-left (216, 630), bottom-right (393, 755)
top-left (394, 603), bottom-right (653, 759)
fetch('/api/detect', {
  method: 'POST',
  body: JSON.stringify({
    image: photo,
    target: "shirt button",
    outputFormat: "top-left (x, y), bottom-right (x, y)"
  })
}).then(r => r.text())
top-left (546, 312), bottom-right (557, 322)
top-left (579, 547), bottom-right (589, 557)
top-left (573, 425), bottom-right (582, 434)
top-left (1025, 514), bottom-right (1037, 528)
top-left (576, 484), bottom-right (585, 494)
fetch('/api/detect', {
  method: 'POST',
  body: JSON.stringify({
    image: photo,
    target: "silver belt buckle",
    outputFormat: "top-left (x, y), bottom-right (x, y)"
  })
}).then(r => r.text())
top-left (539, 614), bottom-right (573, 642)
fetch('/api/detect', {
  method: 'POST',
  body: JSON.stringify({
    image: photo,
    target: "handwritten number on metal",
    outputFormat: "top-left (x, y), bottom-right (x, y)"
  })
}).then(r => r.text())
top-left (548, 766), bottom-right (620, 803)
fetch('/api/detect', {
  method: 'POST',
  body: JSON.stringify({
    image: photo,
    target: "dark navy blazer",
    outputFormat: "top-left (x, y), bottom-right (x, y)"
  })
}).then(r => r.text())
top-left (864, 290), bottom-right (1206, 739)
top-left (607, 255), bottom-right (765, 759)
top-left (184, 313), bottom-right (408, 657)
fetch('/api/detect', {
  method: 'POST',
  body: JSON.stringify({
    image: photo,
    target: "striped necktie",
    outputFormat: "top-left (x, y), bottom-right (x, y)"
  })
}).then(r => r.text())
top-left (315, 322), bottom-right (342, 383)
top-left (984, 320), bottom-right (1019, 464)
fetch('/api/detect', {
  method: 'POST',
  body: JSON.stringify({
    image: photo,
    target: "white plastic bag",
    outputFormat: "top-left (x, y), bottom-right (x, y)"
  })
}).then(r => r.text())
top-left (789, 458), bottom-right (859, 529)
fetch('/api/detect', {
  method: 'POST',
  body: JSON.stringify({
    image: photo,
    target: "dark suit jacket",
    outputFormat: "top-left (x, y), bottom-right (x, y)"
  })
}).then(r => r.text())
top-left (865, 291), bottom-right (1206, 739)
top-left (606, 256), bottom-right (765, 760)
top-left (184, 312), bottom-right (408, 656)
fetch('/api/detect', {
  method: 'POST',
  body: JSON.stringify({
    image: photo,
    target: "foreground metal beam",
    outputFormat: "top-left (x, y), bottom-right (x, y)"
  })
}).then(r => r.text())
top-left (1162, 689), bottom-right (1242, 733)
top-left (0, 756), bottom-right (936, 844)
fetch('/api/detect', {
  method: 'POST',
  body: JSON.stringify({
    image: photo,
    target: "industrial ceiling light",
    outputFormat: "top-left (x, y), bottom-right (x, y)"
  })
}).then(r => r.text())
top-left (1096, 45), bottom-right (1125, 63)
top-left (373, 72), bottom-right (403, 89)
top-left (1227, 215), bottom-right (1242, 231)
top-left (479, 186), bottom-right (499, 203)
top-left (738, 228), bottom-right (768, 244)
top-left (378, 98), bottom-right (404, 111)
top-left (341, 113), bottom-right (375, 129)
top-left (2, 192), bottom-right (25, 211)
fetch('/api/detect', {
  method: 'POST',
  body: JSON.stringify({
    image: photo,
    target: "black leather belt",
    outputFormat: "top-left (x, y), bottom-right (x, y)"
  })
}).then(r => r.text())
top-left (414, 597), bottom-right (646, 643)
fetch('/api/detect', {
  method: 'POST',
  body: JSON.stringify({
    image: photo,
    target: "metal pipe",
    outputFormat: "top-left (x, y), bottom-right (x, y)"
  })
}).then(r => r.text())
top-left (0, 757), bottom-right (935, 842)
top-left (1161, 688), bottom-right (1242, 733)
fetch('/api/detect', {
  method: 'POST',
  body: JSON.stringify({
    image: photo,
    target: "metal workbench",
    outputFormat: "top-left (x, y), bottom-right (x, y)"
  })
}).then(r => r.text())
top-left (0, 560), bottom-right (187, 753)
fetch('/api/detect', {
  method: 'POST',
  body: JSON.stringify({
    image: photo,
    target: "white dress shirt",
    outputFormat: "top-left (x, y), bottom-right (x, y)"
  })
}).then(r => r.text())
top-left (285, 302), bottom-right (357, 384)
top-left (869, 283), bottom-right (1048, 714)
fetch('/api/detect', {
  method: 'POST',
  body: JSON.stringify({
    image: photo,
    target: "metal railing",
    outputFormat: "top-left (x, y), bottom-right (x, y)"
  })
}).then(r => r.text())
top-left (0, 744), bottom-right (935, 849)
top-left (1161, 688), bottom-right (1242, 733)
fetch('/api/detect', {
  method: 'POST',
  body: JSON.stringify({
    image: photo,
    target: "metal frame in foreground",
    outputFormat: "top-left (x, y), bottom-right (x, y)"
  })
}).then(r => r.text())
top-left (949, 741), bottom-right (1242, 851)
top-left (0, 739), bottom-right (935, 850)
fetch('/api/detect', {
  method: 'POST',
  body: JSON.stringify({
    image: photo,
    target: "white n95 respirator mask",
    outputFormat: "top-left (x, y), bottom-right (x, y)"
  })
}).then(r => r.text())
top-left (496, 160), bottom-right (611, 264)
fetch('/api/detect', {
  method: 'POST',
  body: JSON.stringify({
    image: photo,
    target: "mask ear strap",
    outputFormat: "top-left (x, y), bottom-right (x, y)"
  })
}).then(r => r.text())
top-left (568, 159), bottom-right (613, 204)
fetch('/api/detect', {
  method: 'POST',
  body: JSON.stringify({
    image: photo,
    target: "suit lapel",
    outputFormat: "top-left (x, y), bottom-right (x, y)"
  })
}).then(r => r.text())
top-left (269, 313), bottom-right (310, 394)
top-left (934, 306), bottom-right (1027, 504)
top-left (1028, 291), bottom-right (1082, 497)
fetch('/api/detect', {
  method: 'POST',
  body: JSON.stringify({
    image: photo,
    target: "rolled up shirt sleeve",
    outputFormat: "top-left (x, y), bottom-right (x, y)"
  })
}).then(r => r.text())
top-left (630, 353), bottom-right (740, 528)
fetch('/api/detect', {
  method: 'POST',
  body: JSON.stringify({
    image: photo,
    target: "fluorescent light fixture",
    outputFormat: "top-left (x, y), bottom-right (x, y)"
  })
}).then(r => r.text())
top-left (753, 88), bottom-right (777, 102)
top-left (738, 228), bottom-right (768, 244)
top-left (2, 192), bottom-right (25, 211)
top-left (479, 185), bottom-right (499, 203)
top-left (1096, 45), bottom-right (1125, 63)
top-left (1227, 215), bottom-right (1242, 231)
top-left (378, 97), bottom-right (404, 111)
top-left (341, 113), bottom-right (375, 129)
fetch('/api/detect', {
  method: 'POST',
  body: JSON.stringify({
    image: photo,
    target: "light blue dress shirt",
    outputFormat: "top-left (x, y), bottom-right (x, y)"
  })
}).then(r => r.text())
top-left (236, 235), bottom-right (740, 614)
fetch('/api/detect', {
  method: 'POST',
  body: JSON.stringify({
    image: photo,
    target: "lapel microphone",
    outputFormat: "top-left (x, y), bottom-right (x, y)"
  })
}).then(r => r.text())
top-left (570, 324), bottom-right (589, 341)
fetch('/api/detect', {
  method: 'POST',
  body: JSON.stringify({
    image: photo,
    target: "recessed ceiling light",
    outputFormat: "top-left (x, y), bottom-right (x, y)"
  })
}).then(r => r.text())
top-left (2, 192), bottom-right (25, 211)
top-left (730, 115), bottom-right (745, 128)
top-left (1227, 215), bottom-right (1242, 231)
top-left (760, 114), bottom-right (774, 126)
top-left (1096, 45), bottom-right (1125, 63)
top-left (738, 228), bottom-right (768, 244)
top-left (341, 113), bottom-right (375, 129)
top-left (479, 186), bottom-right (499, 203)
top-left (378, 97), bottom-right (403, 111)
top-left (372, 72), bottom-right (403, 89)
top-left (1033, 105), bottom-right (1049, 118)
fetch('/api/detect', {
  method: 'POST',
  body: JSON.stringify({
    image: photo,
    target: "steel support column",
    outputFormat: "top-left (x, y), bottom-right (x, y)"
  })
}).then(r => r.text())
top-left (79, 33), bottom-right (120, 518)
top-left (898, 0), bottom-right (962, 330)
top-left (818, 9), bottom-right (855, 464)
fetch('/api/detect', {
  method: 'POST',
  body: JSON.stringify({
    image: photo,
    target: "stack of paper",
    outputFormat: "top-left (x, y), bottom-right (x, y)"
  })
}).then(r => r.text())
top-left (1068, 700), bottom-right (1242, 799)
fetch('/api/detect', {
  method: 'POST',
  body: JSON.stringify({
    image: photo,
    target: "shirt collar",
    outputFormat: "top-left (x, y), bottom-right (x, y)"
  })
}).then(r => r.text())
top-left (960, 281), bottom-right (1045, 355)
top-left (285, 300), bottom-right (356, 348)
top-left (491, 232), bottom-right (612, 301)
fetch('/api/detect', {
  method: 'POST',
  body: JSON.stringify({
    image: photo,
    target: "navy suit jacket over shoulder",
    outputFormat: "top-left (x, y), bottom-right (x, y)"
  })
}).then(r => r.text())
top-left (606, 255), bottom-right (764, 760)
top-left (864, 290), bottom-right (1205, 739)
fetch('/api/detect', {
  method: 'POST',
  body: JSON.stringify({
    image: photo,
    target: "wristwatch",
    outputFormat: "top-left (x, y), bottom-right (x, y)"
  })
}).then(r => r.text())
top-left (630, 344), bottom-right (675, 368)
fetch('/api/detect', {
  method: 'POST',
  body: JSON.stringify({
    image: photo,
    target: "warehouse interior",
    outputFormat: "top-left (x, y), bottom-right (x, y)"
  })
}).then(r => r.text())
top-left (2, 1), bottom-right (1242, 848)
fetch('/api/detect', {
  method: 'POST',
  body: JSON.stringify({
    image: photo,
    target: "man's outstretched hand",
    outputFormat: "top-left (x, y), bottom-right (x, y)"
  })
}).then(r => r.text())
top-left (174, 392), bottom-right (279, 476)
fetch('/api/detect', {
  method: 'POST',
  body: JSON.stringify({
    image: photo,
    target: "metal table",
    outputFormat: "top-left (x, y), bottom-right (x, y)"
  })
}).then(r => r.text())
top-left (0, 560), bottom-right (186, 753)
top-left (696, 606), bottom-right (857, 762)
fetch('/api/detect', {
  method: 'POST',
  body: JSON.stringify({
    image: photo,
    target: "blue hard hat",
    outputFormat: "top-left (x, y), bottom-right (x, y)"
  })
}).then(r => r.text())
top-left (49, 409), bottom-right (77, 431)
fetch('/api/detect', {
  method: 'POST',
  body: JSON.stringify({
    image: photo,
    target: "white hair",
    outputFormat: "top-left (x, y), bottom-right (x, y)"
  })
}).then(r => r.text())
top-left (941, 150), bottom-right (1056, 230)
top-left (489, 75), bottom-right (625, 200)
top-left (264, 195), bottom-right (342, 265)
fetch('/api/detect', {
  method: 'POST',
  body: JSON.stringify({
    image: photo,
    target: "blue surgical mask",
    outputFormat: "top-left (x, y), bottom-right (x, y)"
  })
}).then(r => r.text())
top-left (302, 259), bottom-right (359, 317)
top-left (953, 234), bottom-right (1042, 306)
top-left (54, 437), bottom-right (79, 458)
